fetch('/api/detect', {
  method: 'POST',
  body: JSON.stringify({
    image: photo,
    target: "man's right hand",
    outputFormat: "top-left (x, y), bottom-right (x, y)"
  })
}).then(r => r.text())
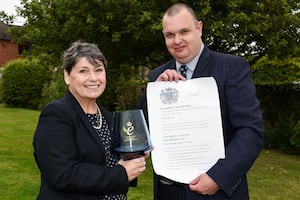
top-left (156, 69), bottom-right (186, 82)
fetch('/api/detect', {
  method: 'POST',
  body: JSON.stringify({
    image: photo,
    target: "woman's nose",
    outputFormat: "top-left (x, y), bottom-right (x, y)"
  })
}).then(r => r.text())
top-left (89, 71), bottom-right (98, 80)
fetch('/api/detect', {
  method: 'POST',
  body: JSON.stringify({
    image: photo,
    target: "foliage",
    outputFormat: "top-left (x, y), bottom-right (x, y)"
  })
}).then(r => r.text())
top-left (0, 87), bottom-right (2, 103)
top-left (39, 68), bottom-right (66, 110)
top-left (114, 75), bottom-right (146, 111)
top-left (198, 0), bottom-right (300, 62)
top-left (257, 84), bottom-right (300, 151)
top-left (6, 0), bottom-right (299, 67)
top-left (10, 0), bottom-right (168, 67)
top-left (252, 56), bottom-right (300, 85)
top-left (1, 58), bottom-right (51, 109)
top-left (291, 120), bottom-right (300, 149)
top-left (1, 0), bottom-right (300, 149)
top-left (0, 11), bottom-right (15, 24)
top-left (32, 53), bottom-right (64, 110)
top-left (0, 67), bottom-right (4, 103)
top-left (2, 0), bottom-right (298, 110)
top-left (1, 105), bottom-right (300, 200)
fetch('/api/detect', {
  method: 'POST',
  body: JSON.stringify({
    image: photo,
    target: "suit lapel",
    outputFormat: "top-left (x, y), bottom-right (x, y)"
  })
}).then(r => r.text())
top-left (192, 46), bottom-right (212, 78)
top-left (65, 92), bottom-right (106, 150)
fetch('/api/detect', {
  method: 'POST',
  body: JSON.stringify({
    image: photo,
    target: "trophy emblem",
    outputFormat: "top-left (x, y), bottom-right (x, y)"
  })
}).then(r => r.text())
top-left (123, 121), bottom-right (135, 136)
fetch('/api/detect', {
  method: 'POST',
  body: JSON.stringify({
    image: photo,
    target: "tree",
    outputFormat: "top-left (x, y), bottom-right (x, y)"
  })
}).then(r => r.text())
top-left (6, 0), bottom-right (299, 66)
top-left (0, 11), bottom-right (15, 24)
top-left (2, 0), bottom-right (300, 109)
top-left (8, 0), bottom-right (167, 69)
top-left (252, 56), bottom-right (300, 85)
top-left (191, 0), bottom-right (300, 63)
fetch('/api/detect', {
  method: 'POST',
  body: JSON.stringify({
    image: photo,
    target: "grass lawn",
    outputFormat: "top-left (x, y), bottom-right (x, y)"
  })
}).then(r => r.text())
top-left (0, 104), bottom-right (299, 199)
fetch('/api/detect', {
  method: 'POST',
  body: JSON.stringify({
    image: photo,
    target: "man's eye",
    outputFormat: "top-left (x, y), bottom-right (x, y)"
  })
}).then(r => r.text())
top-left (181, 29), bottom-right (189, 35)
top-left (165, 33), bottom-right (174, 38)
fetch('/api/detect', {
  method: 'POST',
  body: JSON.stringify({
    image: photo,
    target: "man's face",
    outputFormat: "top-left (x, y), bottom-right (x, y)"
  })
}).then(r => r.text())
top-left (162, 9), bottom-right (203, 64)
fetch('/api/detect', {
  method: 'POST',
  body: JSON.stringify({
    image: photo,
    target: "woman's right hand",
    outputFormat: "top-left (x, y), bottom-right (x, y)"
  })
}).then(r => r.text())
top-left (118, 157), bottom-right (146, 182)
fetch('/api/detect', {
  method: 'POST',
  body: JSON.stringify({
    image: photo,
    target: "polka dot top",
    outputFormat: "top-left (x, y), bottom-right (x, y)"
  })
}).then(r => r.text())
top-left (87, 113), bottom-right (127, 200)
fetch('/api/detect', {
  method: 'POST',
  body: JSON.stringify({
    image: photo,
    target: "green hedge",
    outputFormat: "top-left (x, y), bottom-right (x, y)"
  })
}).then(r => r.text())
top-left (0, 68), bottom-right (3, 103)
top-left (257, 84), bottom-right (300, 152)
top-left (291, 120), bottom-right (300, 149)
top-left (39, 68), bottom-right (66, 110)
top-left (1, 59), bottom-right (51, 110)
top-left (113, 75), bottom-right (146, 111)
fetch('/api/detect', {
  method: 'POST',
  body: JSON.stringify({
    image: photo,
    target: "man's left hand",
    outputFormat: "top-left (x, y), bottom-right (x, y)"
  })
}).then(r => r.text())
top-left (189, 173), bottom-right (220, 195)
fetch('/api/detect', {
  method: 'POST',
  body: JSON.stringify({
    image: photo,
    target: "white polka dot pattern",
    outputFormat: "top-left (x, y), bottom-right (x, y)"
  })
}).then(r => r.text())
top-left (87, 113), bottom-right (127, 200)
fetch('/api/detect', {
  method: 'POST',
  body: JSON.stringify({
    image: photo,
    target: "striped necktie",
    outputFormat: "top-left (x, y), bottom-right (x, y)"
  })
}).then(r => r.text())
top-left (179, 65), bottom-right (187, 78)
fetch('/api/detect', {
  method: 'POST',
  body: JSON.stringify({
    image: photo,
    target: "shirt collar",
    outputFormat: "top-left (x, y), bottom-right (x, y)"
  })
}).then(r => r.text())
top-left (176, 42), bottom-right (204, 72)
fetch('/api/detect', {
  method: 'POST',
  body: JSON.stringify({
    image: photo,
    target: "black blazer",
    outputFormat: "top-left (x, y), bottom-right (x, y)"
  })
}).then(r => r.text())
top-left (33, 91), bottom-right (129, 200)
top-left (139, 46), bottom-right (264, 200)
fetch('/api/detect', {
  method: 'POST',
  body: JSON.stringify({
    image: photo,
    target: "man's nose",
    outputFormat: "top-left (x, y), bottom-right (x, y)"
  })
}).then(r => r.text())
top-left (173, 34), bottom-right (182, 44)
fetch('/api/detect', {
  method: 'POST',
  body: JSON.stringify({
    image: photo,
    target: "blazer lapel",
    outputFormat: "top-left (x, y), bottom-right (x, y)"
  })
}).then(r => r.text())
top-left (192, 46), bottom-right (212, 78)
top-left (163, 60), bottom-right (176, 71)
top-left (65, 92), bottom-right (106, 150)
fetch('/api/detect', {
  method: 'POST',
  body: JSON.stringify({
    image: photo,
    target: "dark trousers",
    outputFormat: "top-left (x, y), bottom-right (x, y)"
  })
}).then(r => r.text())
top-left (157, 181), bottom-right (187, 200)
top-left (156, 179), bottom-right (249, 200)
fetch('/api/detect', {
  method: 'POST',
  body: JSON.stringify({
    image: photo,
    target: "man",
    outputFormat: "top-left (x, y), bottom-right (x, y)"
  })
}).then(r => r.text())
top-left (138, 3), bottom-right (264, 200)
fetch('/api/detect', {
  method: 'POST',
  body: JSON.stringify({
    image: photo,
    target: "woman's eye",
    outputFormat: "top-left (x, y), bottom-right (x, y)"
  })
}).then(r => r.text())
top-left (96, 68), bottom-right (103, 72)
top-left (79, 69), bottom-right (88, 73)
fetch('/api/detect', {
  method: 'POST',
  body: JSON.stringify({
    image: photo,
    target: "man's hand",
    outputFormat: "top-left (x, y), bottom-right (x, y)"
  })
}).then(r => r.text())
top-left (189, 173), bottom-right (220, 195)
top-left (156, 69), bottom-right (186, 82)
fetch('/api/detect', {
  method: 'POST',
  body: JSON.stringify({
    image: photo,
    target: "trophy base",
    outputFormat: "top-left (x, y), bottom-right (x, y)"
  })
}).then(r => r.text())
top-left (120, 152), bottom-right (145, 160)
top-left (114, 145), bottom-right (152, 153)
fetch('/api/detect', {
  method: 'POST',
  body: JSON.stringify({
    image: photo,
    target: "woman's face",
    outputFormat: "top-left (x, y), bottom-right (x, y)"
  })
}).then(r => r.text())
top-left (64, 57), bottom-right (106, 103)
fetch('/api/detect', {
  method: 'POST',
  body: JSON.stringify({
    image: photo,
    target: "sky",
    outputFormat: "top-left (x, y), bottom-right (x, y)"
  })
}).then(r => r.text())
top-left (0, 0), bottom-right (26, 25)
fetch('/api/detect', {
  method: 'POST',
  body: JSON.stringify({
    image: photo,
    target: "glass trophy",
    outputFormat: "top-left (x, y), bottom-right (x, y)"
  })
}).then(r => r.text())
top-left (112, 109), bottom-right (152, 160)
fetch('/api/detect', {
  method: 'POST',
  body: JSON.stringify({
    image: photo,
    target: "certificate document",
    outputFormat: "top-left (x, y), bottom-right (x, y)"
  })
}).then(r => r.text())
top-left (147, 77), bottom-right (225, 184)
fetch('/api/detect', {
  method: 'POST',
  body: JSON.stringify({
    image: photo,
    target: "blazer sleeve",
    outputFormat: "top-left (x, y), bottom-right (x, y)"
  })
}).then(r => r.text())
top-left (33, 102), bottom-right (129, 195)
top-left (206, 56), bottom-right (264, 196)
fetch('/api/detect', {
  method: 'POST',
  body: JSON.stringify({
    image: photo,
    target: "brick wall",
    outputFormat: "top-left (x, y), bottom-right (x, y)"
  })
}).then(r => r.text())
top-left (0, 40), bottom-right (20, 67)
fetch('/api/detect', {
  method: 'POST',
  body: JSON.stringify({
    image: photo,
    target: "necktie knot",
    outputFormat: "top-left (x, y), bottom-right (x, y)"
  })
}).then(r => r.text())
top-left (179, 65), bottom-right (187, 78)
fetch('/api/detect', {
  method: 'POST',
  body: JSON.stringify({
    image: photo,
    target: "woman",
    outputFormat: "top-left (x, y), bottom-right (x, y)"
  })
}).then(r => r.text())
top-left (33, 41), bottom-right (147, 200)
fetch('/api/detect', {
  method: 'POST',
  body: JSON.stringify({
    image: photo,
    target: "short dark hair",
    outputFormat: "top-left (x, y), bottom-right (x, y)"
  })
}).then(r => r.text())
top-left (164, 3), bottom-right (198, 21)
top-left (62, 41), bottom-right (107, 74)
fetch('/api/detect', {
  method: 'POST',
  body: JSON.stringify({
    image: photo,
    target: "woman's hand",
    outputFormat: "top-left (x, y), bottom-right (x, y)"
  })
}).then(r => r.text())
top-left (118, 147), bottom-right (153, 182)
top-left (118, 156), bottom-right (146, 182)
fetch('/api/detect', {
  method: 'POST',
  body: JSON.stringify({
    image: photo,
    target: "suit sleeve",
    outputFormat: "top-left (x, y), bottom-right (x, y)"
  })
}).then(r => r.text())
top-left (206, 57), bottom-right (264, 196)
top-left (33, 102), bottom-right (129, 195)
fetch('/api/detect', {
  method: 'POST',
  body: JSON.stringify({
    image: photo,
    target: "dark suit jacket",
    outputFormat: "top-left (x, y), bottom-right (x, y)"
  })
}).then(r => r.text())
top-left (33, 91), bottom-right (129, 200)
top-left (138, 46), bottom-right (264, 200)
